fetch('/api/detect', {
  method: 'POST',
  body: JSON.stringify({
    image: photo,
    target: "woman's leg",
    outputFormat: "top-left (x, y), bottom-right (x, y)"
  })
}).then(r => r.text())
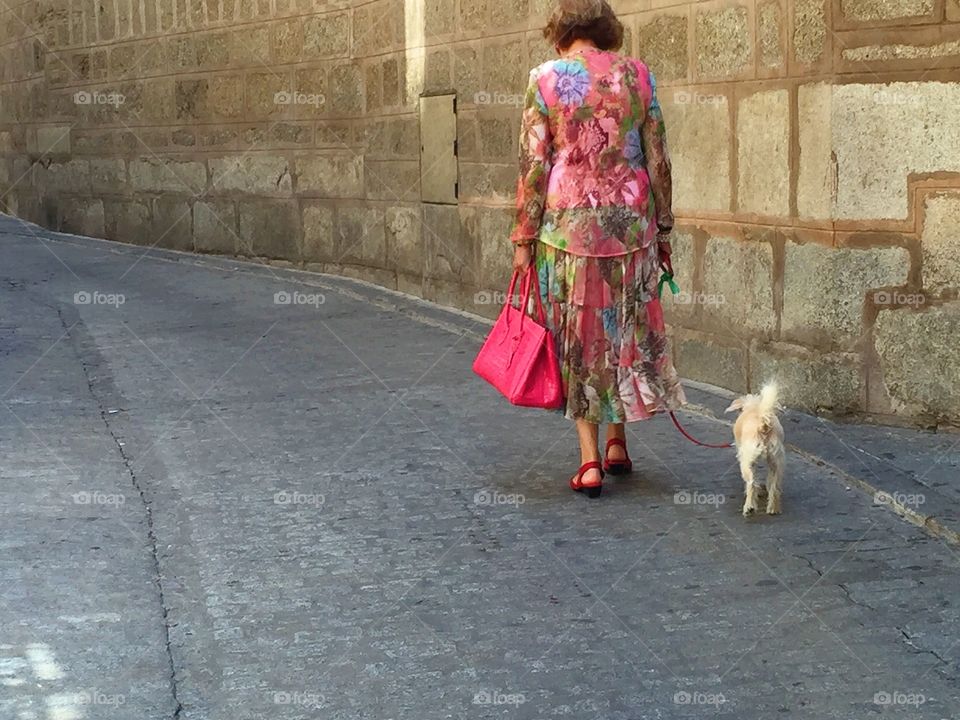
top-left (574, 419), bottom-right (602, 483)
top-left (605, 422), bottom-right (628, 461)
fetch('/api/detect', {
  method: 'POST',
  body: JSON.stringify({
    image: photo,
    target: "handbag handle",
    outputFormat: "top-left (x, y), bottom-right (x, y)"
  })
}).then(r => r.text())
top-left (504, 266), bottom-right (546, 331)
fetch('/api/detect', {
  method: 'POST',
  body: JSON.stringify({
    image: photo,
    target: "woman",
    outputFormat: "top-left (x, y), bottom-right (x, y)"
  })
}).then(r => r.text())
top-left (510, 0), bottom-right (686, 498)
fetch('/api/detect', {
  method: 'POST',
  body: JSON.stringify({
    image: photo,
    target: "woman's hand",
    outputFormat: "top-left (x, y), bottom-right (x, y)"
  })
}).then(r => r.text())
top-left (657, 233), bottom-right (673, 275)
top-left (513, 243), bottom-right (534, 273)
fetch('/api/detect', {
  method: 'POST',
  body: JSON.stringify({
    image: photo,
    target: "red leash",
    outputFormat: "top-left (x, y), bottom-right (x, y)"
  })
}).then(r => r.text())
top-left (669, 411), bottom-right (734, 449)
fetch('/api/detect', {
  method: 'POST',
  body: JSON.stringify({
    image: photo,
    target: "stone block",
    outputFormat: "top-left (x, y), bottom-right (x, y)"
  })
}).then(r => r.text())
top-left (695, 5), bottom-right (751, 79)
top-left (365, 160), bottom-right (420, 202)
top-left (304, 12), bottom-right (350, 57)
top-left (737, 89), bottom-right (790, 216)
top-left (482, 40), bottom-right (524, 96)
top-left (454, 46), bottom-right (482, 104)
top-left (675, 334), bottom-right (748, 393)
top-left (302, 203), bottom-right (336, 262)
top-left (296, 154), bottom-right (364, 197)
top-left (758, 0), bottom-right (784, 69)
top-left (149, 198), bottom-right (194, 251)
top-left (751, 343), bottom-right (861, 413)
top-left (661, 231), bottom-right (697, 325)
top-left (793, 0), bottom-right (827, 65)
top-left (104, 200), bottom-right (150, 242)
top-left (245, 71), bottom-right (289, 117)
top-left (90, 158), bottom-right (126, 194)
top-left (661, 93), bottom-right (731, 212)
top-left (60, 198), bottom-right (105, 238)
top-left (272, 19), bottom-right (303, 64)
top-left (473, 205), bottom-right (512, 290)
top-left (239, 201), bottom-right (300, 259)
top-left (874, 302), bottom-right (960, 420)
top-left (382, 56), bottom-right (402, 106)
top-left (386, 206), bottom-right (423, 275)
top-left (37, 126), bottom-right (71, 155)
top-left (701, 235), bottom-right (776, 334)
top-left (328, 64), bottom-right (363, 115)
top-left (840, 0), bottom-right (933, 21)
top-left (229, 27), bottom-right (271, 65)
top-left (478, 115), bottom-right (516, 161)
top-left (209, 155), bottom-right (292, 195)
top-left (129, 158), bottom-right (206, 194)
top-left (209, 75), bottom-right (244, 119)
top-left (38, 160), bottom-right (90, 194)
top-left (797, 82), bottom-right (834, 219)
top-left (194, 201), bottom-right (238, 255)
top-left (458, 162), bottom-right (515, 201)
top-left (337, 206), bottom-right (386, 266)
top-left (636, 14), bottom-right (689, 81)
top-left (425, 0), bottom-right (457, 37)
top-left (782, 240), bottom-right (910, 345)
top-left (833, 82), bottom-right (960, 220)
top-left (424, 203), bottom-right (471, 283)
top-left (920, 193), bottom-right (960, 293)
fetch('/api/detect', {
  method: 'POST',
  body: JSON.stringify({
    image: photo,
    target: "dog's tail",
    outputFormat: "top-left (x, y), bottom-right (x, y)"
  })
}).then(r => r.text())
top-left (758, 383), bottom-right (779, 420)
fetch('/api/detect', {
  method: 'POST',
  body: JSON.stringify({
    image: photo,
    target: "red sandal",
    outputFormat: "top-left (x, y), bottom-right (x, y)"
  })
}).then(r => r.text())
top-left (569, 460), bottom-right (604, 499)
top-left (602, 438), bottom-right (633, 475)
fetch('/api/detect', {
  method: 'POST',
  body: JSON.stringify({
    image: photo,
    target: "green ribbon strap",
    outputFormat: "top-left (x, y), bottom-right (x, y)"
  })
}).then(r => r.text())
top-left (658, 271), bottom-right (680, 299)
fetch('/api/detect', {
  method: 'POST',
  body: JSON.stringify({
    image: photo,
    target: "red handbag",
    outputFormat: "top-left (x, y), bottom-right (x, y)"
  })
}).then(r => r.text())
top-left (473, 266), bottom-right (563, 409)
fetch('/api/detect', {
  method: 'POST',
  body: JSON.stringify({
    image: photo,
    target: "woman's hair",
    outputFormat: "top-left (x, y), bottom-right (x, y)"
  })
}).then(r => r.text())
top-left (543, 0), bottom-right (624, 52)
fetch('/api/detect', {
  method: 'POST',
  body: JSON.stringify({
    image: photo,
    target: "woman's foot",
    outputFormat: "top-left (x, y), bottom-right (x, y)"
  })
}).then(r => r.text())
top-left (570, 460), bottom-right (604, 498)
top-left (602, 437), bottom-right (632, 474)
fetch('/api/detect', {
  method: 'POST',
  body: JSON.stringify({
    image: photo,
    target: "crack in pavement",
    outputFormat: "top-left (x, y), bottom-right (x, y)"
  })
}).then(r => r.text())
top-left (56, 306), bottom-right (184, 720)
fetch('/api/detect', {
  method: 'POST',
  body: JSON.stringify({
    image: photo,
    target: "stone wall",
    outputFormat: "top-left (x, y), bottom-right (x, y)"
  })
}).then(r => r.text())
top-left (0, 0), bottom-right (958, 427)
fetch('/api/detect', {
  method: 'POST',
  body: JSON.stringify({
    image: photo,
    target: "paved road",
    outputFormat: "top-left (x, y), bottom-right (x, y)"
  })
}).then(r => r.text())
top-left (1, 215), bottom-right (959, 720)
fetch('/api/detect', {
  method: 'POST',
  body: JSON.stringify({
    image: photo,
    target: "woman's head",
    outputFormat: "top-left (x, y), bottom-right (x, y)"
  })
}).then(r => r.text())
top-left (543, 0), bottom-right (624, 53)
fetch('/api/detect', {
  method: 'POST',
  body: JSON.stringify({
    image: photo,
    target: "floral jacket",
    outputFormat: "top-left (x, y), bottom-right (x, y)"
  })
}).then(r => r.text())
top-left (508, 48), bottom-right (674, 257)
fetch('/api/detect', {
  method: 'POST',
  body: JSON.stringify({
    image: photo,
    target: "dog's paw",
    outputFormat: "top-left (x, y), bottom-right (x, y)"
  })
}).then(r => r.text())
top-left (741, 503), bottom-right (757, 517)
top-left (766, 500), bottom-right (781, 515)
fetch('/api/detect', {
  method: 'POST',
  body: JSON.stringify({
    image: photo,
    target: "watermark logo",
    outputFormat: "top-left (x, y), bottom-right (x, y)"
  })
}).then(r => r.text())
top-left (674, 490), bottom-right (726, 508)
top-left (74, 291), bottom-right (125, 307)
top-left (673, 291), bottom-right (725, 307)
top-left (74, 90), bottom-right (125, 107)
top-left (873, 290), bottom-right (925, 307)
top-left (472, 689), bottom-right (526, 706)
top-left (873, 690), bottom-right (926, 707)
top-left (274, 90), bottom-right (326, 108)
top-left (274, 490), bottom-right (325, 508)
top-left (272, 691), bottom-right (325, 708)
top-left (674, 690), bottom-right (726, 707)
top-left (673, 90), bottom-right (726, 106)
top-left (274, 290), bottom-right (325, 307)
top-left (473, 290), bottom-right (520, 306)
top-left (75, 690), bottom-right (126, 706)
top-left (474, 489), bottom-right (525, 507)
top-left (873, 490), bottom-right (926, 508)
top-left (73, 491), bottom-right (125, 507)
top-left (474, 91), bottom-right (523, 107)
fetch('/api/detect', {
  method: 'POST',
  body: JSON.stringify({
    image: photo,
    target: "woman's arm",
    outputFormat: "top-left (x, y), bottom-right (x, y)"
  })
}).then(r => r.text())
top-left (509, 67), bottom-right (553, 248)
top-left (641, 70), bottom-right (674, 235)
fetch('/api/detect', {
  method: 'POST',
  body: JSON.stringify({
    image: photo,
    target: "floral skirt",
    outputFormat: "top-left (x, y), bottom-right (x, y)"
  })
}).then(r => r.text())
top-left (534, 241), bottom-right (686, 423)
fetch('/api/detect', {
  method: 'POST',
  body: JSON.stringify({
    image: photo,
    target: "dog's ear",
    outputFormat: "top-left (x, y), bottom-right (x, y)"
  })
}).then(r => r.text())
top-left (725, 396), bottom-right (746, 413)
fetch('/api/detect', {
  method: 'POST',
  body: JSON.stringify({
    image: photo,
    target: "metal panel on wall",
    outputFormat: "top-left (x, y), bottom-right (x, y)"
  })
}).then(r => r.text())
top-left (419, 94), bottom-right (458, 204)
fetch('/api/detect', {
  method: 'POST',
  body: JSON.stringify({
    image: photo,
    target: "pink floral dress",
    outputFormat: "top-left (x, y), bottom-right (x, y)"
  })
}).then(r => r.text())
top-left (509, 48), bottom-right (686, 423)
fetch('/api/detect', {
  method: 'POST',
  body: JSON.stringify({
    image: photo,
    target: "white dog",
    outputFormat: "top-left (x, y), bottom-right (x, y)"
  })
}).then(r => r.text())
top-left (725, 384), bottom-right (786, 517)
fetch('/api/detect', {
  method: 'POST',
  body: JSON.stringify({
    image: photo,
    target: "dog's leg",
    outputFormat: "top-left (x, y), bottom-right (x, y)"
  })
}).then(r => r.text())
top-left (765, 445), bottom-right (784, 515)
top-left (740, 454), bottom-right (759, 517)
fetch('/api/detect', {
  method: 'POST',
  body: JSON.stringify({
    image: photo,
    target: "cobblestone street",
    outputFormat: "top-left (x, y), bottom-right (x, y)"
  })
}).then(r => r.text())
top-left (2, 218), bottom-right (959, 719)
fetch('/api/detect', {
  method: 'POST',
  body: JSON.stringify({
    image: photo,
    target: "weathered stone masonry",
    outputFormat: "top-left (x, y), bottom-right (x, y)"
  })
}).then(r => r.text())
top-left (0, 0), bottom-right (958, 427)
